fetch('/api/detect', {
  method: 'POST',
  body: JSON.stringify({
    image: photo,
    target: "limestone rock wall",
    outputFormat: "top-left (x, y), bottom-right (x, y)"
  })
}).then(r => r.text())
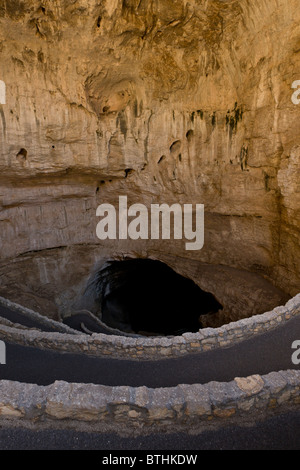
top-left (0, 0), bottom-right (299, 297)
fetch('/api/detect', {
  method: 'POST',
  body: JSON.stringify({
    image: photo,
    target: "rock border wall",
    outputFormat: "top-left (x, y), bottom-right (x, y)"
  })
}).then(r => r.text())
top-left (0, 370), bottom-right (299, 433)
top-left (0, 296), bottom-right (78, 334)
top-left (0, 295), bottom-right (299, 360)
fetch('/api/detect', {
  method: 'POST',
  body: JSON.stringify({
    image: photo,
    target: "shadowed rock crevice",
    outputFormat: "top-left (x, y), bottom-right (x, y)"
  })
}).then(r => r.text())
top-left (89, 258), bottom-right (223, 336)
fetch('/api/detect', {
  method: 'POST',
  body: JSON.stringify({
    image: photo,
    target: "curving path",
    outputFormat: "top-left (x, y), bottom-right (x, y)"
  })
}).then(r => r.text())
top-left (0, 305), bottom-right (299, 387)
top-left (1, 410), bottom-right (300, 450)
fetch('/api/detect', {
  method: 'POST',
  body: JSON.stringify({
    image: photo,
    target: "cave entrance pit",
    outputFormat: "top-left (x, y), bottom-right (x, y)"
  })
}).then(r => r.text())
top-left (92, 258), bottom-right (223, 337)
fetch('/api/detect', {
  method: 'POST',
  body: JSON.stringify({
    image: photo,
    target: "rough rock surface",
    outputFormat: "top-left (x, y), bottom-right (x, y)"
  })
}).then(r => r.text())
top-left (0, 0), bottom-right (299, 321)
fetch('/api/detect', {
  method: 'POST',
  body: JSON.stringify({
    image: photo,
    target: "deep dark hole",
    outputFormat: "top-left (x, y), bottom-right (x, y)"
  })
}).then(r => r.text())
top-left (98, 259), bottom-right (223, 336)
top-left (16, 148), bottom-right (27, 159)
top-left (124, 168), bottom-right (133, 178)
top-left (186, 129), bottom-right (194, 141)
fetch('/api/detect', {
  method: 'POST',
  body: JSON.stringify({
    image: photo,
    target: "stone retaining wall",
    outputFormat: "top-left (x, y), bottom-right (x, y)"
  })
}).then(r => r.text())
top-left (0, 295), bottom-right (299, 360)
top-left (0, 370), bottom-right (299, 433)
top-left (0, 296), bottom-right (78, 334)
top-left (0, 296), bottom-right (299, 434)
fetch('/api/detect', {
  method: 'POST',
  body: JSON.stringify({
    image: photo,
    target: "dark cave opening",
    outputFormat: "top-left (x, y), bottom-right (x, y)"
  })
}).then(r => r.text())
top-left (97, 259), bottom-right (223, 336)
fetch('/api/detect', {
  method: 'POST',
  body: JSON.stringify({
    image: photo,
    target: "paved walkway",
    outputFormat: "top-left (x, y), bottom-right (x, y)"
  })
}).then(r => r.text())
top-left (0, 303), bottom-right (299, 450)
top-left (0, 410), bottom-right (299, 450)
top-left (0, 306), bottom-right (299, 387)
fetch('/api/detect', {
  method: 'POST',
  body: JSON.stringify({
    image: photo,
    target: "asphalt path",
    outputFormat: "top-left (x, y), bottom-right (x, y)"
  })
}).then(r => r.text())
top-left (62, 312), bottom-right (138, 336)
top-left (0, 304), bottom-right (59, 332)
top-left (0, 314), bottom-right (299, 387)
top-left (0, 410), bottom-right (299, 450)
top-left (0, 305), bottom-right (122, 335)
top-left (0, 305), bottom-right (299, 450)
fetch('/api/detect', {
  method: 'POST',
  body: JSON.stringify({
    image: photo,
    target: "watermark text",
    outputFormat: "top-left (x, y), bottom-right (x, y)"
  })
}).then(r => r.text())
top-left (0, 340), bottom-right (6, 364)
top-left (291, 80), bottom-right (300, 105)
top-left (291, 340), bottom-right (300, 365)
top-left (96, 196), bottom-right (204, 251)
top-left (0, 80), bottom-right (5, 105)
